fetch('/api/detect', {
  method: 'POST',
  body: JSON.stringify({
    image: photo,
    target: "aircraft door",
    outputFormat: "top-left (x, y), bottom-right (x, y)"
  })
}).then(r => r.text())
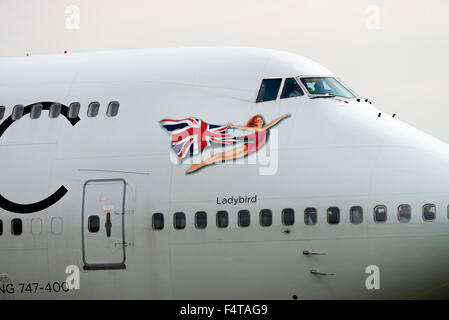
top-left (82, 179), bottom-right (127, 270)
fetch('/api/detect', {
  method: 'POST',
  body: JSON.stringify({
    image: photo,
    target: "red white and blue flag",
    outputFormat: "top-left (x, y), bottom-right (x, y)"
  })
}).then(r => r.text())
top-left (160, 118), bottom-right (240, 160)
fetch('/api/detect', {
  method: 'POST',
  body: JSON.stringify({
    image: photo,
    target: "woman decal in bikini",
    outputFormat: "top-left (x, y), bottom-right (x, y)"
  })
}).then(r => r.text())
top-left (186, 113), bottom-right (290, 174)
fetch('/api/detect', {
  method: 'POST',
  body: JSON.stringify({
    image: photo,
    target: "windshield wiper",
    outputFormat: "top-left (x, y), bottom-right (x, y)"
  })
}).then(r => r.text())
top-left (310, 94), bottom-right (349, 103)
top-left (310, 94), bottom-right (337, 99)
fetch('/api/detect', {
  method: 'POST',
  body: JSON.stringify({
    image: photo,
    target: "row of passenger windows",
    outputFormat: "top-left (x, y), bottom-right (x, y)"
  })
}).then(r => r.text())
top-left (151, 204), bottom-right (441, 230)
top-left (0, 101), bottom-right (120, 121)
top-left (0, 217), bottom-right (63, 236)
top-left (256, 78), bottom-right (304, 103)
top-left (0, 205), bottom-right (439, 236)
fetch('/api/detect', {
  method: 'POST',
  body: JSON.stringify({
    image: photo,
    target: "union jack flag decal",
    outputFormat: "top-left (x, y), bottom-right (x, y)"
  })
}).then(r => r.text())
top-left (160, 118), bottom-right (240, 160)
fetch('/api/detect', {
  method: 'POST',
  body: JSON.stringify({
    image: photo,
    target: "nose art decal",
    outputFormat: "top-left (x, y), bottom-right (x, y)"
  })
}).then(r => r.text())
top-left (159, 114), bottom-right (290, 174)
top-left (0, 102), bottom-right (80, 214)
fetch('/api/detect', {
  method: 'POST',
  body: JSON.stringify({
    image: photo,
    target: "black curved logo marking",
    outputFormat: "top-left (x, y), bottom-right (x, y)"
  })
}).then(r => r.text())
top-left (0, 102), bottom-right (80, 214)
top-left (0, 186), bottom-right (68, 214)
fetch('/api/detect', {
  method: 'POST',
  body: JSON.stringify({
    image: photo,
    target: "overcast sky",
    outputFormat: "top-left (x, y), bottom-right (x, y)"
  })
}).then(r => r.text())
top-left (1, 0), bottom-right (448, 143)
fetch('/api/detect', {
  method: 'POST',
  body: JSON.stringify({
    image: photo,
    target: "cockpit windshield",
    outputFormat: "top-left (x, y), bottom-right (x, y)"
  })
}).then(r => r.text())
top-left (300, 77), bottom-right (355, 99)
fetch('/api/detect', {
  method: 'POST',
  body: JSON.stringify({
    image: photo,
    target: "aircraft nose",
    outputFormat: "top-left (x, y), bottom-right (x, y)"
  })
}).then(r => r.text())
top-left (368, 116), bottom-right (449, 195)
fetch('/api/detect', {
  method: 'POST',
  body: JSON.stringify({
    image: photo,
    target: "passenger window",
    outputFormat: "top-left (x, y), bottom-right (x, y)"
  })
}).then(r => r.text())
top-left (256, 78), bottom-right (282, 102)
top-left (87, 102), bottom-right (100, 117)
top-left (31, 218), bottom-right (42, 235)
top-left (152, 213), bottom-right (164, 230)
top-left (350, 206), bottom-right (363, 224)
top-left (238, 210), bottom-right (250, 227)
top-left (282, 208), bottom-right (295, 226)
top-left (174, 212), bottom-right (186, 230)
top-left (304, 207), bottom-right (317, 225)
top-left (0, 106), bottom-right (5, 120)
top-left (398, 204), bottom-right (411, 223)
top-left (88, 215), bottom-right (100, 233)
top-left (12, 105), bottom-right (24, 120)
top-left (11, 218), bottom-right (22, 235)
top-left (374, 205), bottom-right (387, 222)
top-left (51, 217), bottom-right (63, 235)
top-left (216, 211), bottom-right (229, 228)
top-left (423, 204), bottom-right (436, 221)
top-left (327, 207), bottom-right (340, 224)
top-left (195, 211), bottom-right (207, 229)
top-left (0, 219), bottom-right (3, 236)
top-left (30, 104), bottom-right (42, 119)
top-left (280, 78), bottom-right (304, 99)
top-left (260, 209), bottom-right (272, 227)
top-left (49, 103), bottom-right (61, 118)
top-left (107, 101), bottom-right (120, 117)
top-left (68, 102), bottom-right (81, 118)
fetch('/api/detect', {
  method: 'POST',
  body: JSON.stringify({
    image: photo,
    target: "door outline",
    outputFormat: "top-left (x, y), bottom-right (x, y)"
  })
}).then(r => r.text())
top-left (81, 178), bottom-right (127, 270)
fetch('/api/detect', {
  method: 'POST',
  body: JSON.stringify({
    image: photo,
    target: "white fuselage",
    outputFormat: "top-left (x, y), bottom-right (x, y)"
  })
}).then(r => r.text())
top-left (1, 47), bottom-right (449, 299)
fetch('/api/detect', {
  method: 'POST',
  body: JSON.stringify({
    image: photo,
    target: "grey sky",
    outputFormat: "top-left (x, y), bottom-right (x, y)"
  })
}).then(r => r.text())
top-left (1, 0), bottom-right (448, 142)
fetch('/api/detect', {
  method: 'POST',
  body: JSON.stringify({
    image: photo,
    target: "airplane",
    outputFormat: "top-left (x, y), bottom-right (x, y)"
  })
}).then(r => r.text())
top-left (1, 46), bottom-right (449, 300)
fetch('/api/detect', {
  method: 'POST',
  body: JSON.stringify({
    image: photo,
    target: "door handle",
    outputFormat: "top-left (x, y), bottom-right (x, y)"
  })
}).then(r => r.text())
top-left (303, 250), bottom-right (326, 256)
top-left (310, 269), bottom-right (334, 276)
top-left (105, 212), bottom-right (112, 238)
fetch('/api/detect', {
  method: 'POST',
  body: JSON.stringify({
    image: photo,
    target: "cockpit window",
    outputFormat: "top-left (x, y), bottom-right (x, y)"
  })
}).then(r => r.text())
top-left (280, 78), bottom-right (304, 99)
top-left (256, 78), bottom-right (282, 102)
top-left (300, 77), bottom-right (355, 99)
